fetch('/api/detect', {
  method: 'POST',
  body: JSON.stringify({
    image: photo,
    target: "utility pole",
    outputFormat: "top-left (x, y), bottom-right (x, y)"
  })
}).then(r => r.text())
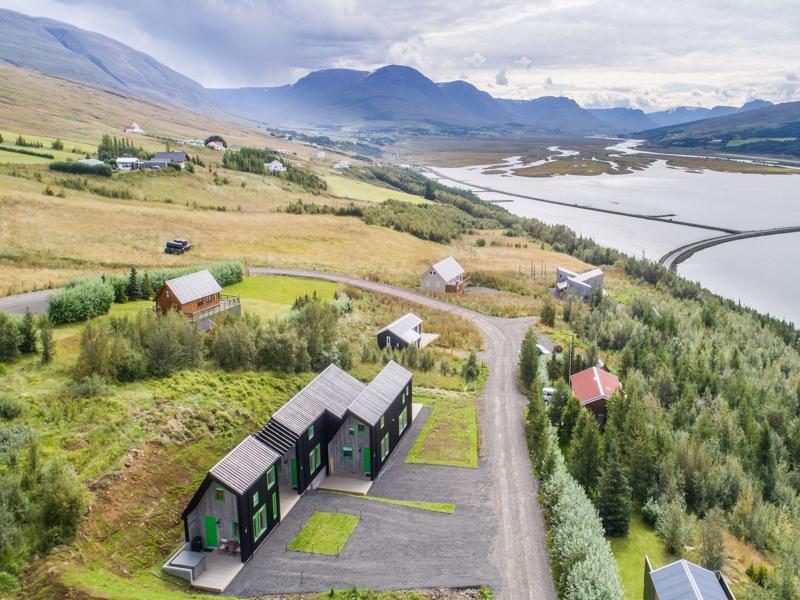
top-left (568, 333), bottom-right (574, 377)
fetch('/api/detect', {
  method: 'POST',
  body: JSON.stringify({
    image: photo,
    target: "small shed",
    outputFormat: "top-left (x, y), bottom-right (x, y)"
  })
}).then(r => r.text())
top-left (155, 269), bottom-right (223, 316)
top-left (115, 156), bottom-right (140, 171)
top-left (644, 557), bottom-right (735, 600)
top-left (332, 361), bottom-right (412, 480)
top-left (420, 256), bottom-right (469, 293)
top-left (180, 436), bottom-right (281, 563)
top-left (377, 313), bottom-right (423, 350)
top-left (569, 366), bottom-right (622, 424)
top-left (556, 267), bottom-right (603, 300)
top-left (265, 160), bottom-right (286, 173)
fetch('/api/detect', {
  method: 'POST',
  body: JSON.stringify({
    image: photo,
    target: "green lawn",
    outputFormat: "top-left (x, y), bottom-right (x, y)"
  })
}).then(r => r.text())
top-left (0, 128), bottom-right (96, 154)
top-left (406, 389), bottom-right (478, 468)
top-left (326, 174), bottom-right (432, 205)
top-left (330, 492), bottom-right (456, 513)
top-left (288, 511), bottom-right (360, 555)
top-left (224, 275), bottom-right (337, 319)
top-left (609, 512), bottom-right (676, 600)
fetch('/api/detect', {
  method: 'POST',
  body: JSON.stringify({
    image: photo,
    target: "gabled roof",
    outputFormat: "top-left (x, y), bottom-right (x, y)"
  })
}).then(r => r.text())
top-left (569, 366), bottom-right (621, 404)
top-left (270, 365), bottom-right (366, 436)
top-left (209, 436), bottom-right (280, 495)
top-left (378, 313), bottom-right (422, 345)
top-left (163, 269), bottom-right (222, 304)
top-left (349, 361), bottom-right (412, 426)
top-left (650, 559), bottom-right (730, 600)
top-left (153, 151), bottom-right (189, 162)
top-left (424, 256), bottom-right (464, 283)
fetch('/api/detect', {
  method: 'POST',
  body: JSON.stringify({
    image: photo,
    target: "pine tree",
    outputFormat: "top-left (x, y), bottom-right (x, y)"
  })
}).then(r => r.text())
top-left (558, 395), bottom-right (582, 447)
top-left (126, 266), bottom-right (141, 301)
top-left (758, 425), bottom-right (778, 502)
top-left (568, 409), bottom-right (603, 496)
top-left (526, 386), bottom-right (549, 471)
top-left (140, 272), bottom-right (152, 300)
top-left (20, 307), bottom-right (37, 353)
top-left (39, 316), bottom-right (54, 364)
top-left (596, 438), bottom-right (632, 536)
top-left (540, 297), bottom-right (556, 327)
top-left (424, 179), bottom-right (436, 200)
top-left (519, 328), bottom-right (539, 390)
top-left (696, 507), bottom-right (728, 572)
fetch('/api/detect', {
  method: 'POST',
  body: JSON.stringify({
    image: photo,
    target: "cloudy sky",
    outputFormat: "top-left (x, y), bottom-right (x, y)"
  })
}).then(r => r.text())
top-left (3, 0), bottom-right (799, 110)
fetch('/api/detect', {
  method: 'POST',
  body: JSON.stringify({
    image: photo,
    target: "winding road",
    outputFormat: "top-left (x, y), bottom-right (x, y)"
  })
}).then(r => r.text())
top-left (250, 268), bottom-right (557, 599)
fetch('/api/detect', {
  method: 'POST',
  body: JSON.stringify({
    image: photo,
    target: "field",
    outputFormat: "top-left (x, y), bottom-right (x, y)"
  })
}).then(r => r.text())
top-left (325, 173), bottom-right (432, 204)
top-left (609, 513), bottom-right (675, 600)
top-left (407, 389), bottom-right (480, 468)
top-left (225, 275), bottom-right (337, 319)
top-left (288, 512), bottom-right (360, 555)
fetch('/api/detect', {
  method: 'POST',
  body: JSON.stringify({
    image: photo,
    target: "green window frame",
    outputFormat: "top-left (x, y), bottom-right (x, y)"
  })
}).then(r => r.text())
top-left (231, 520), bottom-right (239, 540)
top-left (348, 426), bottom-right (356, 435)
top-left (252, 490), bottom-right (260, 507)
top-left (379, 415), bottom-right (385, 429)
top-left (272, 492), bottom-right (278, 520)
top-left (309, 443), bottom-right (321, 472)
top-left (308, 424), bottom-right (315, 440)
top-left (252, 505), bottom-right (267, 540)
top-left (381, 433), bottom-right (390, 460)
top-left (342, 445), bottom-right (353, 461)
top-left (266, 465), bottom-right (275, 490)
top-left (399, 408), bottom-right (408, 434)
top-left (357, 422), bottom-right (366, 433)
top-left (214, 486), bottom-right (225, 502)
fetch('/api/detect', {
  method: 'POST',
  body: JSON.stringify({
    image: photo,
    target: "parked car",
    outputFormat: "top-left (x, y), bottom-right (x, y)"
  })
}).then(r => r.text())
top-left (164, 239), bottom-right (192, 254)
top-left (542, 387), bottom-right (556, 402)
top-left (536, 343), bottom-right (551, 356)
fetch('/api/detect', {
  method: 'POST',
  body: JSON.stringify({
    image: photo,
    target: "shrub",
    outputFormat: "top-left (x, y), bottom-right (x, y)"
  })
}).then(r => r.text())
top-left (48, 161), bottom-right (112, 177)
top-left (48, 279), bottom-right (114, 324)
top-left (255, 319), bottom-right (310, 372)
top-left (0, 395), bottom-right (23, 420)
top-left (540, 297), bottom-right (556, 327)
top-left (37, 459), bottom-right (86, 546)
top-left (656, 496), bottom-right (694, 555)
top-left (70, 374), bottom-right (109, 398)
top-left (0, 314), bottom-right (21, 362)
top-left (38, 317), bottom-right (54, 364)
top-left (51, 138), bottom-right (64, 151)
top-left (642, 497), bottom-right (663, 527)
top-left (462, 351), bottom-right (480, 381)
top-left (211, 317), bottom-right (257, 370)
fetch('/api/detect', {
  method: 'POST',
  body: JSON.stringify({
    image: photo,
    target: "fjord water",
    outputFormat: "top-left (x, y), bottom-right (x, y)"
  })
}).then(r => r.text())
top-left (427, 152), bottom-right (800, 325)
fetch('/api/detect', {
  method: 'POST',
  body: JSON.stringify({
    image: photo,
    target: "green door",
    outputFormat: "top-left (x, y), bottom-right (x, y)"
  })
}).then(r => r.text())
top-left (290, 458), bottom-right (298, 488)
top-left (204, 516), bottom-right (218, 548)
top-left (363, 448), bottom-right (371, 476)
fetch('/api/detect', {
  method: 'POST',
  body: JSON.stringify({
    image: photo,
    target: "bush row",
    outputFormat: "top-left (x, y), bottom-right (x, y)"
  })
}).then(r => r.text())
top-left (0, 146), bottom-right (54, 159)
top-left (48, 279), bottom-right (114, 324)
top-left (48, 161), bottom-right (112, 177)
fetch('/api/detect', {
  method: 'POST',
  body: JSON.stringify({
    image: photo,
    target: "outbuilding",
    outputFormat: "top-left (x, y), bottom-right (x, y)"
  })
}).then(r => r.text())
top-left (377, 312), bottom-right (423, 350)
top-left (152, 151), bottom-right (189, 168)
top-left (569, 366), bottom-right (622, 424)
top-left (265, 159), bottom-right (286, 173)
top-left (115, 156), bottom-right (140, 171)
top-left (154, 269), bottom-right (240, 324)
top-left (556, 267), bottom-right (603, 300)
top-left (420, 256), bottom-right (469, 293)
top-left (644, 557), bottom-right (735, 600)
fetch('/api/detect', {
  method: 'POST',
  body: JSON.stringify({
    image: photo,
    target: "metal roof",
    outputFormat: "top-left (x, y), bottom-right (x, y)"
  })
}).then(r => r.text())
top-left (164, 269), bottom-right (222, 304)
top-left (650, 560), bottom-right (730, 600)
top-left (209, 436), bottom-right (280, 495)
top-left (427, 256), bottom-right (464, 283)
top-left (349, 361), bottom-right (412, 426)
top-left (255, 418), bottom-right (299, 455)
top-left (270, 365), bottom-right (366, 435)
top-left (573, 268), bottom-right (603, 282)
top-left (153, 151), bottom-right (189, 162)
top-left (378, 313), bottom-right (422, 338)
top-left (570, 366), bottom-right (622, 404)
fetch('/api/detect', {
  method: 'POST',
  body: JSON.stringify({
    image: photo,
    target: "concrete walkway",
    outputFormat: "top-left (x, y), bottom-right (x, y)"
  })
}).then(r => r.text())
top-left (249, 268), bottom-right (557, 600)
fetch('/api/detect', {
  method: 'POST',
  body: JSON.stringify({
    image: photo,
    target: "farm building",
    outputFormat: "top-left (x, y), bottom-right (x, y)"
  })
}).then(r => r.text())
top-left (420, 256), bottom-right (469, 293)
top-left (377, 313), bottom-right (423, 350)
top-left (152, 151), bottom-right (189, 168)
top-left (206, 140), bottom-right (226, 151)
top-left (123, 122), bottom-right (143, 133)
top-left (555, 267), bottom-right (603, 300)
top-left (154, 269), bottom-right (240, 325)
top-left (169, 361), bottom-right (414, 591)
top-left (265, 159), bottom-right (286, 173)
top-left (115, 156), bottom-right (140, 170)
top-left (333, 161), bottom-right (351, 169)
top-left (569, 366), bottom-right (622, 424)
top-left (644, 557), bottom-right (735, 600)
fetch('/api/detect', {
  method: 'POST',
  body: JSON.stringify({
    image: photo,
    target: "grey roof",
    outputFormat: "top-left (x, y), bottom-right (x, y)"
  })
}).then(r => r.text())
top-left (255, 419), bottom-right (298, 455)
top-left (349, 361), bottom-right (412, 426)
top-left (153, 151), bottom-right (189, 162)
top-left (209, 436), bottom-right (280, 495)
top-left (378, 312), bottom-right (422, 344)
top-left (271, 365), bottom-right (366, 435)
top-left (650, 560), bottom-right (729, 600)
top-left (164, 269), bottom-right (222, 304)
top-left (427, 256), bottom-right (464, 283)
top-left (78, 158), bottom-right (105, 166)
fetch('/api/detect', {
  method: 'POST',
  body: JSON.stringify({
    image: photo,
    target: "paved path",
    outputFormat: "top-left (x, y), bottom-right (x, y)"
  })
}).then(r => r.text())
top-left (250, 267), bottom-right (557, 599)
top-left (659, 225), bottom-right (800, 272)
top-left (0, 288), bottom-right (55, 315)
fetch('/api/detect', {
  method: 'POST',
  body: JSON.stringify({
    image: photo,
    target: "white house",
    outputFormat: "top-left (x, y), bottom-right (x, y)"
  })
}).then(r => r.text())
top-left (556, 267), bottom-right (603, 300)
top-left (315, 151), bottom-right (326, 161)
top-left (265, 160), bottom-right (286, 173)
top-left (115, 156), bottom-right (140, 171)
top-left (333, 161), bottom-right (351, 170)
top-left (123, 122), bottom-right (143, 134)
top-left (420, 256), bottom-right (469, 293)
top-left (206, 140), bottom-right (226, 152)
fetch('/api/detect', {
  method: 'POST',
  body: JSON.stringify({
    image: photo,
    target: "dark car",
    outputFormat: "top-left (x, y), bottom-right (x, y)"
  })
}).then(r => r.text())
top-left (164, 239), bottom-right (192, 254)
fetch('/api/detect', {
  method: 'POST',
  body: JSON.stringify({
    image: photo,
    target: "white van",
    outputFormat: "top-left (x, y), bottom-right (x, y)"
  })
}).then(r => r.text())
top-left (542, 387), bottom-right (556, 402)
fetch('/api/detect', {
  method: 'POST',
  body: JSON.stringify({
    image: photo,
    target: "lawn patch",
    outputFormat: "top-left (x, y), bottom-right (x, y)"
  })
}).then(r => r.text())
top-left (224, 275), bottom-right (337, 319)
top-left (609, 512), bottom-right (676, 600)
top-left (288, 511), bottom-right (360, 555)
top-left (406, 390), bottom-right (478, 468)
top-left (326, 174), bottom-right (432, 205)
top-left (330, 492), bottom-right (455, 513)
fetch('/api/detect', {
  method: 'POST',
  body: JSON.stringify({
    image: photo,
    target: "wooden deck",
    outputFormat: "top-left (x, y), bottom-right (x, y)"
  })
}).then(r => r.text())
top-left (317, 475), bottom-right (373, 496)
top-left (191, 551), bottom-right (244, 593)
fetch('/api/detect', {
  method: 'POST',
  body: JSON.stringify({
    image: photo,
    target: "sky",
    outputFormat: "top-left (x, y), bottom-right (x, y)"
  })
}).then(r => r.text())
top-left (3, 0), bottom-right (799, 110)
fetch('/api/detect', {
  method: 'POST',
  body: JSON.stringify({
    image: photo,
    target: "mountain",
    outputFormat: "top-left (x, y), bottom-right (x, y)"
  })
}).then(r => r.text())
top-left (646, 100), bottom-right (774, 127)
top-left (0, 8), bottom-right (212, 111)
top-left (495, 96), bottom-right (603, 131)
top-left (586, 108), bottom-right (658, 132)
top-left (438, 80), bottom-right (512, 122)
top-left (635, 101), bottom-right (800, 157)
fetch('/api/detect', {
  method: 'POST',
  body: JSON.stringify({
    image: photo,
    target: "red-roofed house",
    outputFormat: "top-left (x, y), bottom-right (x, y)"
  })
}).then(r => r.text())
top-left (569, 366), bottom-right (622, 423)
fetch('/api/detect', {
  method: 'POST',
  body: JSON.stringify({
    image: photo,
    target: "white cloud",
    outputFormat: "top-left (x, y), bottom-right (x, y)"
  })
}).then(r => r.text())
top-left (2, 0), bottom-right (799, 108)
top-left (495, 68), bottom-right (508, 86)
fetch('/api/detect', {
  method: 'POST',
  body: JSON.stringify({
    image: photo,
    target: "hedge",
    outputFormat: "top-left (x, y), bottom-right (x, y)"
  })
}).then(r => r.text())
top-left (48, 161), bottom-right (112, 177)
top-left (0, 146), bottom-right (55, 159)
top-left (48, 279), bottom-right (114, 324)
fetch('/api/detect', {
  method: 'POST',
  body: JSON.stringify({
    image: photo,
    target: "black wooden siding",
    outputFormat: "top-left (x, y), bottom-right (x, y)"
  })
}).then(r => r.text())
top-left (369, 381), bottom-right (412, 479)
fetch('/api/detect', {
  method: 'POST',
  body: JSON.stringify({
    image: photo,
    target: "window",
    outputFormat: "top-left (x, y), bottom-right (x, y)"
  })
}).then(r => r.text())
top-left (348, 427), bottom-right (355, 436)
top-left (214, 486), bottom-right (225, 502)
top-left (252, 505), bottom-right (267, 539)
top-left (271, 492), bottom-right (278, 520)
top-left (381, 433), bottom-right (390, 460)
top-left (231, 520), bottom-right (239, 540)
top-left (266, 465), bottom-right (275, 490)
top-left (252, 490), bottom-right (260, 507)
top-left (308, 424), bottom-right (315, 440)
top-left (309, 444), bottom-right (321, 472)
top-left (399, 408), bottom-right (408, 434)
top-left (379, 416), bottom-right (385, 429)
top-left (357, 422), bottom-right (366, 433)
top-left (342, 446), bottom-right (353, 461)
